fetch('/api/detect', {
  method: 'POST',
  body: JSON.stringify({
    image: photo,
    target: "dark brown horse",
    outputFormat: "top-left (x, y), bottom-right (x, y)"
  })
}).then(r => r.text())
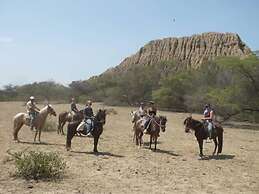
top-left (66, 109), bottom-right (106, 152)
top-left (57, 110), bottom-right (84, 135)
top-left (134, 116), bottom-right (167, 150)
top-left (183, 116), bottom-right (223, 158)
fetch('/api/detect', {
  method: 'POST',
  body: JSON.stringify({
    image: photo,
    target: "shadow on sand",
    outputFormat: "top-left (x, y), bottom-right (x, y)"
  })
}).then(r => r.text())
top-left (143, 141), bottom-right (162, 146)
top-left (143, 147), bottom-right (181, 156)
top-left (18, 140), bottom-right (65, 147)
top-left (71, 150), bottom-right (124, 158)
top-left (201, 154), bottom-right (235, 160)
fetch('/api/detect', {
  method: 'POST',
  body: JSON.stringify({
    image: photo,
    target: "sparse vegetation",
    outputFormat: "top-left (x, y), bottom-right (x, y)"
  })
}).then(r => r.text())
top-left (71, 56), bottom-right (259, 122)
top-left (11, 150), bottom-right (66, 180)
top-left (1, 56), bottom-right (259, 122)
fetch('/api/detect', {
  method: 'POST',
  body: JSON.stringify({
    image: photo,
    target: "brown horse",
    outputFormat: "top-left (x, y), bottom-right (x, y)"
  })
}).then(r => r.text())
top-left (66, 109), bottom-right (107, 152)
top-left (13, 105), bottom-right (56, 143)
top-left (183, 116), bottom-right (223, 158)
top-left (134, 116), bottom-right (167, 150)
top-left (57, 110), bottom-right (84, 135)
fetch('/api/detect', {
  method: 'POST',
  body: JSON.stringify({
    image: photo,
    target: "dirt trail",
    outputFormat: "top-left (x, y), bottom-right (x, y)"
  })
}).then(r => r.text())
top-left (0, 102), bottom-right (258, 194)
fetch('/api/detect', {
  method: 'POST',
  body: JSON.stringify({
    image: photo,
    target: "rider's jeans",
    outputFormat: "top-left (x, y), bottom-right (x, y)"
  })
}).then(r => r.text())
top-left (207, 120), bottom-right (213, 137)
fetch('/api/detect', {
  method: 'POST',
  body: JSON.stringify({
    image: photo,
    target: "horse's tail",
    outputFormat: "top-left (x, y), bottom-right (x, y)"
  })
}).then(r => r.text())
top-left (57, 114), bottom-right (62, 130)
top-left (218, 127), bottom-right (223, 154)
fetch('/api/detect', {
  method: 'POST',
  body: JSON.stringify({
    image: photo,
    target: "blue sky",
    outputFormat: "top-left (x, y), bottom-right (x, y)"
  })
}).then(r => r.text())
top-left (0, 0), bottom-right (258, 87)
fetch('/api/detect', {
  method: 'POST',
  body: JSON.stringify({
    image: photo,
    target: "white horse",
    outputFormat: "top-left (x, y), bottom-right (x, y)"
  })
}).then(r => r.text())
top-left (130, 110), bottom-right (142, 142)
top-left (13, 105), bottom-right (56, 143)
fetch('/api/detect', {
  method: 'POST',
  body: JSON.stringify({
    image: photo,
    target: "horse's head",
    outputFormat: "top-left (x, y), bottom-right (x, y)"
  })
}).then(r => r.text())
top-left (47, 105), bottom-right (56, 116)
top-left (159, 115), bottom-right (167, 132)
top-left (96, 109), bottom-right (106, 125)
top-left (130, 111), bottom-right (138, 123)
top-left (183, 116), bottom-right (193, 133)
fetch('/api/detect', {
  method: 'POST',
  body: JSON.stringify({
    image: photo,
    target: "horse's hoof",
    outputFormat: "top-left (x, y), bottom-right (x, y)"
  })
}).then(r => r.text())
top-left (66, 147), bottom-right (71, 151)
top-left (13, 139), bottom-right (19, 143)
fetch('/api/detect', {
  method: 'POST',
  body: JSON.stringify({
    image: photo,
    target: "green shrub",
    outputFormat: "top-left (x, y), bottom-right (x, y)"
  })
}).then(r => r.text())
top-left (12, 151), bottom-right (66, 180)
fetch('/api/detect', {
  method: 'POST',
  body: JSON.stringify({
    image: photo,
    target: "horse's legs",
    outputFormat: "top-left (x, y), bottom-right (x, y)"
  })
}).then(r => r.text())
top-left (154, 136), bottom-right (157, 151)
top-left (93, 135), bottom-right (100, 152)
top-left (57, 121), bottom-right (61, 134)
top-left (212, 138), bottom-right (218, 156)
top-left (38, 129), bottom-right (41, 142)
top-left (149, 135), bottom-right (152, 149)
top-left (66, 126), bottom-right (76, 151)
top-left (61, 122), bottom-right (65, 135)
top-left (34, 130), bottom-right (38, 142)
top-left (13, 121), bottom-right (23, 142)
top-left (133, 130), bottom-right (136, 143)
top-left (139, 132), bottom-right (143, 148)
top-left (198, 139), bottom-right (204, 157)
top-left (136, 132), bottom-right (139, 146)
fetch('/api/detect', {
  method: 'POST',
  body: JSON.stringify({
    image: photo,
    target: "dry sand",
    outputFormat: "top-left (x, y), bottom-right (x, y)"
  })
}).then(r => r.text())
top-left (0, 102), bottom-right (258, 194)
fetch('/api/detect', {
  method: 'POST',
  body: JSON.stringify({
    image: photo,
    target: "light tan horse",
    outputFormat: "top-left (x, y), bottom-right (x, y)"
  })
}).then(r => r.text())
top-left (130, 110), bottom-right (141, 142)
top-left (13, 105), bottom-right (56, 143)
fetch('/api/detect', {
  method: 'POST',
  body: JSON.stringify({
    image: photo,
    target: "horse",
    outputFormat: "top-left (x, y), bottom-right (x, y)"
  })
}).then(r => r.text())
top-left (57, 110), bottom-right (84, 135)
top-left (134, 115), bottom-right (167, 150)
top-left (130, 110), bottom-right (141, 142)
top-left (183, 116), bottom-right (223, 158)
top-left (13, 105), bottom-right (57, 143)
top-left (66, 109), bottom-right (107, 152)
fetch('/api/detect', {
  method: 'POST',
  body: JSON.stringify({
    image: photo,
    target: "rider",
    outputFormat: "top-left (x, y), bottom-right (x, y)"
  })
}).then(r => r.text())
top-left (138, 102), bottom-right (146, 117)
top-left (202, 104), bottom-right (215, 139)
top-left (26, 96), bottom-right (40, 131)
top-left (70, 97), bottom-right (79, 115)
top-left (143, 101), bottom-right (157, 134)
top-left (83, 100), bottom-right (94, 134)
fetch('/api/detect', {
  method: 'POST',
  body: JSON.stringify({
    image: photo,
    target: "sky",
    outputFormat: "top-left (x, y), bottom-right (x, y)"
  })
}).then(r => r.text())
top-left (0, 0), bottom-right (258, 87)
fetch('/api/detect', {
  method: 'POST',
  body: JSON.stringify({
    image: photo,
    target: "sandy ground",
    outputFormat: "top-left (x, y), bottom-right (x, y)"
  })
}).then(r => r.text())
top-left (0, 101), bottom-right (258, 194)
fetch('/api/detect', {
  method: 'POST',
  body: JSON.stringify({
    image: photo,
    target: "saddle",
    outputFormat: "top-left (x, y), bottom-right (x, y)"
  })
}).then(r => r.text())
top-left (76, 119), bottom-right (94, 135)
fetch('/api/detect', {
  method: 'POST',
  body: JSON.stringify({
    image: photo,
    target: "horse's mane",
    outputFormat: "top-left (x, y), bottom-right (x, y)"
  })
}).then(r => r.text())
top-left (184, 117), bottom-right (203, 128)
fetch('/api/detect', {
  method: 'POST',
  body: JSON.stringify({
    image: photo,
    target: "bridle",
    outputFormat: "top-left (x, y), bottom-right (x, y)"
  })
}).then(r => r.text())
top-left (152, 117), bottom-right (166, 130)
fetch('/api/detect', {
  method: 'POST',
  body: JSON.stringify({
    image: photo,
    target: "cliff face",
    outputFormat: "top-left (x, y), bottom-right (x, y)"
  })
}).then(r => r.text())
top-left (105, 32), bottom-right (252, 74)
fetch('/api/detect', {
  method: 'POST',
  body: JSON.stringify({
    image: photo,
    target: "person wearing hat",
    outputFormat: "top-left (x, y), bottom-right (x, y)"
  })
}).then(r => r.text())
top-left (81, 100), bottom-right (94, 134)
top-left (138, 102), bottom-right (146, 117)
top-left (144, 101), bottom-right (157, 134)
top-left (26, 96), bottom-right (40, 130)
top-left (70, 97), bottom-right (79, 115)
top-left (147, 101), bottom-right (157, 116)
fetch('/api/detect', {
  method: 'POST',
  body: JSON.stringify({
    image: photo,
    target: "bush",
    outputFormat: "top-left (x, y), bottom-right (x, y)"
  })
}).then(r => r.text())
top-left (12, 151), bottom-right (66, 180)
top-left (42, 119), bottom-right (57, 131)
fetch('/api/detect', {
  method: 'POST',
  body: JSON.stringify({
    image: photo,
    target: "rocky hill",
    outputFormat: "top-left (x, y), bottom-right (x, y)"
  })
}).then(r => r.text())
top-left (104, 32), bottom-right (252, 74)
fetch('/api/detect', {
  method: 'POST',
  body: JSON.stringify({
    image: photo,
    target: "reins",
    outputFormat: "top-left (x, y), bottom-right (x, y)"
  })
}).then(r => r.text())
top-left (151, 117), bottom-right (166, 129)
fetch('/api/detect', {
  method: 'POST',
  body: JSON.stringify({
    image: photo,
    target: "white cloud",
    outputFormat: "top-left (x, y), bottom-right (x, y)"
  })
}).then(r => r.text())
top-left (0, 36), bottom-right (14, 43)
